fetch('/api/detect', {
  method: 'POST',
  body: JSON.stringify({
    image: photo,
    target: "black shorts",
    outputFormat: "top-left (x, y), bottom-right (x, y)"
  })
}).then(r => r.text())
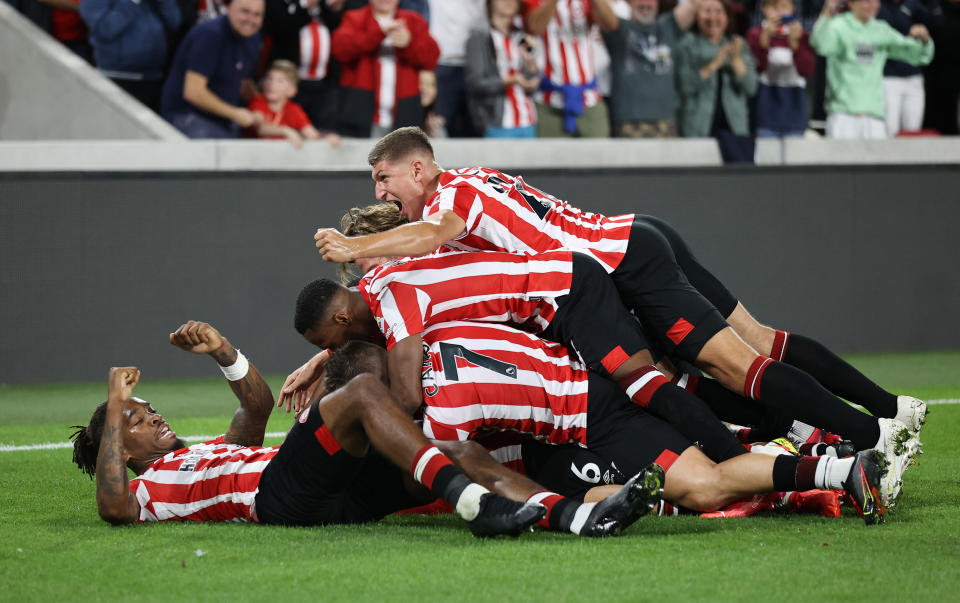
top-left (611, 219), bottom-right (729, 361)
top-left (520, 441), bottom-right (626, 501)
top-left (519, 376), bottom-right (691, 500)
top-left (636, 215), bottom-right (739, 318)
top-left (254, 401), bottom-right (421, 526)
top-left (544, 252), bottom-right (652, 377)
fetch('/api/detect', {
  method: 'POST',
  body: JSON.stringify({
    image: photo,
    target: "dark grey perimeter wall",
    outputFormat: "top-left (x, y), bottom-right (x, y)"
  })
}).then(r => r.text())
top-left (2, 166), bottom-right (958, 384)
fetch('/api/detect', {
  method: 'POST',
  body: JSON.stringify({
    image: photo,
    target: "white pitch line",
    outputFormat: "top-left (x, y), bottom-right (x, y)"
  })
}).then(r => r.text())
top-left (0, 431), bottom-right (288, 452)
top-left (3, 399), bottom-right (960, 453)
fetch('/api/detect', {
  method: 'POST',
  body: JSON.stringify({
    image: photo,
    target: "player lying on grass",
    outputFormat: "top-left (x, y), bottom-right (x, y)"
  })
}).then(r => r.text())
top-left (312, 127), bottom-right (925, 491)
top-left (284, 309), bottom-right (888, 526)
top-left (69, 321), bottom-right (664, 537)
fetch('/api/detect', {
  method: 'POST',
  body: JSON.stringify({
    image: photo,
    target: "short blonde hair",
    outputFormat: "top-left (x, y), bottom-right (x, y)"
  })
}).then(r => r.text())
top-left (338, 203), bottom-right (409, 284)
top-left (268, 59), bottom-right (299, 86)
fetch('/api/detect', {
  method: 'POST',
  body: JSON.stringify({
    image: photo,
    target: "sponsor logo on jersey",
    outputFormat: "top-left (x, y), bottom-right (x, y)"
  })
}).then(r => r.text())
top-left (375, 316), bottom-right (394, 339)
top-left (421, 341), bottom-right (439, 397)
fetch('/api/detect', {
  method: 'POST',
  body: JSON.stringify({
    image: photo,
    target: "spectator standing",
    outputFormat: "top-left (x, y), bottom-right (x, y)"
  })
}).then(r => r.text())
top-left (877, 0), bottom-right (943, 135)
top-left (675, 0), bottom-right (758, 138)
top-left (332, 0), bottom-right (440, 137)
top-left (161, 0), bottom-right (265, 138)
top-left (810, 0), bottom-right (934, 139)
top-left (427, 0), bottom-right (485, 137)
top-left (464, 0), bottom-right (541, 138)
top-left (746, 0), bottom-right (815, 137)
top-left (248, 59), bottom-right (341, 146)
top-left (262, 0), bottom-right (346, 132)
top-left (37, 0), bottom-right (92, 62)
top-left (521, 0), bottom-right (620, 137)
top-left (923, 0), bottom-right (960, 134)
top-left (79, 0), bottom-right (182, 112)
top-left (602, 0), bottom-right (700, 138)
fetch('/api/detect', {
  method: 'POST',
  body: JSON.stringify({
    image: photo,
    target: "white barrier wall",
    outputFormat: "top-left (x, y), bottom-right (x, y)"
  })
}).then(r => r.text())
top-left (2, 136), bottom-right (960, 172)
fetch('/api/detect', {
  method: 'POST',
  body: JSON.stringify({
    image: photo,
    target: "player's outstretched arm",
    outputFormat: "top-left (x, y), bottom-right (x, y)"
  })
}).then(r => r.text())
top-left (96, 367), bottom-right (143, 525)
top-left (277, 350), bottom-right (331, 414)
top-left (169, 321), bottom-right (274, 446)
top-left (314, 210), bottom-right (466, 263)
top-left (387, 334), bottom-right (426, 415)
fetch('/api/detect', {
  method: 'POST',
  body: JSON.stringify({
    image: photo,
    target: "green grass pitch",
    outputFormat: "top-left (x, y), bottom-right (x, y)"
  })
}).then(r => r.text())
top-left (1, 351), bottom-right (959, 601)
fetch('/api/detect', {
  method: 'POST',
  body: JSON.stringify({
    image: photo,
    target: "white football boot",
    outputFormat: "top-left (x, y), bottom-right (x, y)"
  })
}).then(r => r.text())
top-left (894, 395), bottom-right (927, 439)
top-left (873, 417), bottom-right (922, 509)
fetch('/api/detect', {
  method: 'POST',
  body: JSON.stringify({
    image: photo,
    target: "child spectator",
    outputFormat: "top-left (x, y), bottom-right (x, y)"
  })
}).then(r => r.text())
top-left (747, 0), bottom-right (815, 137)
top-left (248, 60), bottom-right (340, 147)
top-left (810, 0), bottom-right (934, 139)
top-left (262, 0), bottom-right (346, 134)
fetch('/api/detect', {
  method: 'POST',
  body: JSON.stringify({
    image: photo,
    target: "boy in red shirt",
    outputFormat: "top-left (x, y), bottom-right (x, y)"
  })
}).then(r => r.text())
top-left (248, 60), bottom-right (340, 148)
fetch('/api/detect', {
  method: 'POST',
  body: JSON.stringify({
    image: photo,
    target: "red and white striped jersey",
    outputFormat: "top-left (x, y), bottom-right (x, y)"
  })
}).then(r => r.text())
top-left (358, 249), bottom-right (573, 350)
top-left (299, 20), bottom-right (332, 81)
top-left (521, 0), bottom-right (602, 109)
top-left (490, 29), bottom-right (537, 129)
top-left (419, 321), bottom-right (590, 446)
top-left (128, 436), bottom-right (279, 523)
top-left (426, 167), bottom-right (634, 272)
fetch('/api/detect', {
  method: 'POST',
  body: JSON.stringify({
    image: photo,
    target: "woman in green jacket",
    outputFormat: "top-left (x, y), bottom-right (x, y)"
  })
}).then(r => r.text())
top-left (675, 0), bottom-right (758, 138)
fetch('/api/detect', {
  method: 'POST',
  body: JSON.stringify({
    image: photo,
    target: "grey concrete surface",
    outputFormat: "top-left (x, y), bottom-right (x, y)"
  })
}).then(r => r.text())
top-left (2, 165), bottom-right (958, 384)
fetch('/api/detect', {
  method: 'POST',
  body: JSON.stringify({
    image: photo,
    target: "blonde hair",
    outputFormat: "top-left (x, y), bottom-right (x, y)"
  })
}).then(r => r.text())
top-left (268, 59), bottom-right (299, 86)
top-left (338, 203), bottom-right (409, 284)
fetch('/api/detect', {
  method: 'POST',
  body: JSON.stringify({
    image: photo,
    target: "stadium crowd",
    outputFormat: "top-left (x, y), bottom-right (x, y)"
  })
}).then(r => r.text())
top-left (8, 0), bottom-right (960, 149)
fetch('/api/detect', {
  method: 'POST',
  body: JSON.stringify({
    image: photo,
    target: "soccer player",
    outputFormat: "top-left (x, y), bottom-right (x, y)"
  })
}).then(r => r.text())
top-left (305, 226), bottom-right (911, 504)
top-left (69, 320), bottom-right (660, 537)
top-left (286, 313), bottom-right (888, 526)
top-left (322, 202), bottom-right (811, 453)
top-left (302, 248), bottom-right (756, 463)
top-left (311, 126), bottom-right (923, 500)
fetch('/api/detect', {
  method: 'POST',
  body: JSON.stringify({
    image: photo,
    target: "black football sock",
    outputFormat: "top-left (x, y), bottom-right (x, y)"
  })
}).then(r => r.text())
top-left (526, 491), bottom-right (596, 534)
top-left (412, 446), bottom-right (487, 521)
top-left (746, 358), bottom-right (881, 451)
top-left (779, 332), bottom-right (898, 417)
top-left (626, 374), bottom-right (746, 462)
top-left (692, 376), bottom-right (794, 441)
top-left (773, 454), bottom-right (855, 491)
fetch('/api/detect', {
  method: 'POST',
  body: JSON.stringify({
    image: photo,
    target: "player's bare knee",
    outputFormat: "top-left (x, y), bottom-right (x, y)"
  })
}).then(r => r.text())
top-left (610, 349), bottom-right (656, 381)
top-left (687, 467), bottom-right (730, 511)
top-left (666, 463), bottom-right (729, 511)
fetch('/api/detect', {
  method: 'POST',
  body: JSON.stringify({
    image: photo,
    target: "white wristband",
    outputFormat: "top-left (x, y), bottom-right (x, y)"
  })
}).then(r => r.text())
top-left (220, 350), bottom-right (249, 381)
